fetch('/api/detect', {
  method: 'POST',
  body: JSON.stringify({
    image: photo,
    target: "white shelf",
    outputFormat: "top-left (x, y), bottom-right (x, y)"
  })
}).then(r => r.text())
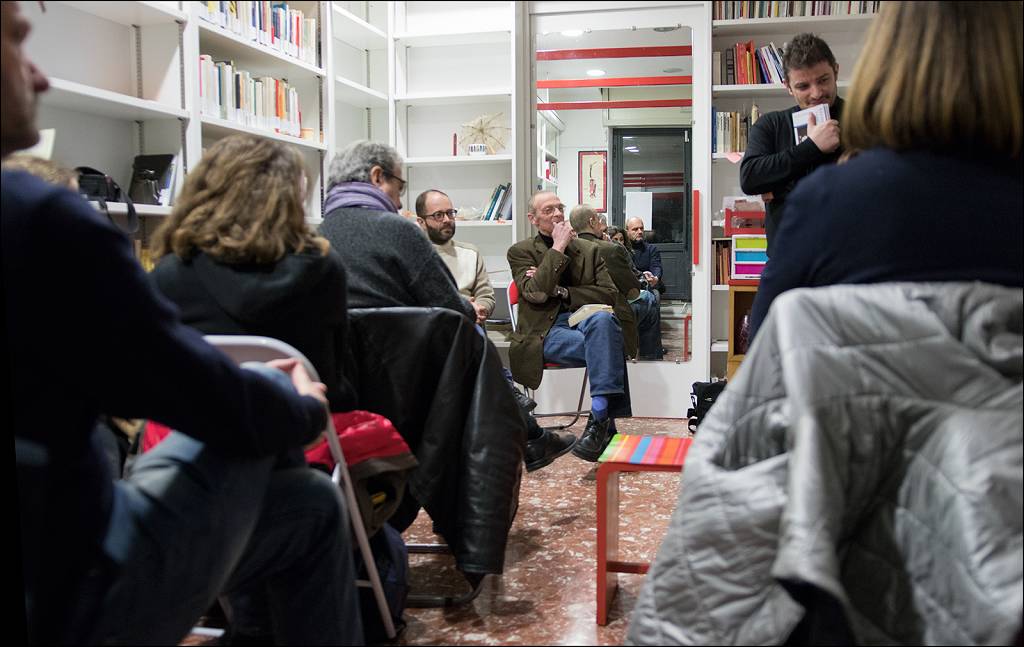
top-left (405, 155), bottom-right (513, 167)
top-left (712, 219), bottom-right (725, 227)
top-left (332, 6), bottom-right (387, 50)
top-left (393, 29), bottom-right (510, 48)
top-left (335, 76), bottom-right (388, 108)
top-left (396, 89), bottom-right (512, 106)
top-left (455, 220), bottom-right (512, 227)
top-left (56, 1), bottom-right (186, 25)
top-left (711, 341), bottom-right (729, 352)
top-left (201, 116), bottom-right (327, 151)
top-left (198, 21), bottom-right (325, 79)
top-left (544, 151), bottom-right (558, 163)
top-left (713, 13), bottom-right (877, 36)
top-left (713, 80), bottom-right (849, 98)
top-left (712, 284), bottom-right (729, 291)
top-left (43, 78), bottom-right (187, 121)
top-left (90, 201), bottom-right (172, 217)
top-left (712, 152), bottom-right (744, 161)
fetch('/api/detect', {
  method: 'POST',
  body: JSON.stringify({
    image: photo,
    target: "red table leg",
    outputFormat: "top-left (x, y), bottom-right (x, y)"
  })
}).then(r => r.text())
top-left (596, 463), bottom-right (620, 625)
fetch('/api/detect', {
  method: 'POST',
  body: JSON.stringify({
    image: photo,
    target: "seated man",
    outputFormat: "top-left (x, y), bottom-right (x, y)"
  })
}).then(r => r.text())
top-left (507, 191), bottom-right (632, 462)
top-left (571, 204), bottom-right (666, 361)
top-left (4, 3), bottom-right (361, 643)
top-left (625, 216), bottom-right (666, 359)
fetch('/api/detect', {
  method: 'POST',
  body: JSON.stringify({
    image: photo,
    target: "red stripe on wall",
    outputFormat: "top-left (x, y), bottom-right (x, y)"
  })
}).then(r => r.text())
top-left (536, 46), bottom-right (693, 61)
top-left (536, 99), bottom-right (692, 111)
top-left (537, 75), bottom-right (692, 89)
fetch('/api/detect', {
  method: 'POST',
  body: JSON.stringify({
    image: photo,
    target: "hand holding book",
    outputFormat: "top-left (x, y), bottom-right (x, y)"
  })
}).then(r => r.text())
top-left (803, 110), bottom-right (840, 154)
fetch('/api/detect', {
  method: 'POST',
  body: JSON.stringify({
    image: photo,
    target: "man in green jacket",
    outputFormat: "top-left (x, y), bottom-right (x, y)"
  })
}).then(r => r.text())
top-left (507, 191), bottom-right (632, 462)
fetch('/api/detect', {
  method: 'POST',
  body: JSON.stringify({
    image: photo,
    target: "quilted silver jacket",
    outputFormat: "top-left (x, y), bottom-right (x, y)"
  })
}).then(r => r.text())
top-left (627, 282), bottom-right (1023, 645)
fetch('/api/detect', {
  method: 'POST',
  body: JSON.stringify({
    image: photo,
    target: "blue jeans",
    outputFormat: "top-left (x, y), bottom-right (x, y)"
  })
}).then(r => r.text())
top-left (88, 365), bottom-right (364, 645)
top-left (631, 290), bottom-right (664, 359)
top-left (543, 310), bottom-right (625, 399)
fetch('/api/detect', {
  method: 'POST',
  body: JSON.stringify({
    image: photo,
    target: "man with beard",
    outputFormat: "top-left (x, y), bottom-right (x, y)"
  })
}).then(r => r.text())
top-left (416, 189), bottom-right (495, 326)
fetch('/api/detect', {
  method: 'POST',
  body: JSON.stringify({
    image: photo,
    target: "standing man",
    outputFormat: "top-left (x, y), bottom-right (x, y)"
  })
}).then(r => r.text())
top-left (508, 192), bottom-right (631, 462)
top-left (740, 33), bottom-right (844, 256)
top-left (416, 189), bottom-right (495, 326)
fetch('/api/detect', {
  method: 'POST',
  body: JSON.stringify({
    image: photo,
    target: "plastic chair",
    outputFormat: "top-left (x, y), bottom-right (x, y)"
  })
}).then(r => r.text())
top-left (204, 335), bottom-right (397, 640)
top-left (506, 281), bottom-right (589, 429)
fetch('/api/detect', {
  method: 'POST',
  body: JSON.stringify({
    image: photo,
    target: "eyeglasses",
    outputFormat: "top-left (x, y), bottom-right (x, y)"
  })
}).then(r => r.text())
top-left (537, 203), bottom-right (566, 216)
top-left (425, 209), bottom-right (458, 222)
top-left (382, 169), bottom-right (407, 195)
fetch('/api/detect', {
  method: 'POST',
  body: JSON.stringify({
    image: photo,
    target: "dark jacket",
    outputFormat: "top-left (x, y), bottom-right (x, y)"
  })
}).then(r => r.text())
top-left (151, 249), bottom-right (356, 411)
top-left (346, 308), bottom-right (525, 575)
top-left (4, 171), bottom-right (326, 641)
top-left (506, 235), bottom-right (618, 389)
top-left (578, 232), bottom-right (639, 358)
top-left (748, 148), bottom-right (1024, 340)
top-left (318, 205), bottom-right (475, 320)
top-left (740, 96), bottom-right (845, 253)
top-left (630, 239), bottom-right (665, 294)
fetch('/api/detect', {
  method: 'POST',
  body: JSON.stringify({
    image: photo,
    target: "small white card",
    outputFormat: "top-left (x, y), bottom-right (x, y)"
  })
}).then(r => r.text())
top-left (791, 104), bottom-right (831, 146)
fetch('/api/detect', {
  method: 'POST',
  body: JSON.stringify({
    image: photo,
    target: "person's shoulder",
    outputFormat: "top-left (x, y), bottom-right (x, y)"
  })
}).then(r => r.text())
top-left (1, 169), bottom-right (114, 238)
top-left (452, 239), bottom-right (481, 254)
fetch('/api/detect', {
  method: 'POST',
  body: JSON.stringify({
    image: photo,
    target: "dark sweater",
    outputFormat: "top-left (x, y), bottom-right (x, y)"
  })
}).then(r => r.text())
top-left (630, 239), bottom-right (665, 293)
top-left (748, 148), bottom-right (1024, 340)
top-left (317, 206), bottom-right (475, 321)
top-left (4, 170), bottom-right (326, 631)
top-left (152, 249), bottom-right (356, 411)
top-left (740, 97), bottom-right (845, 253)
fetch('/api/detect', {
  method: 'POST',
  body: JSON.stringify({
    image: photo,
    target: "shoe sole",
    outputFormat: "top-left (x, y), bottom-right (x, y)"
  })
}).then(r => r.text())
top-left (525, 435), bottom-right (577, 472)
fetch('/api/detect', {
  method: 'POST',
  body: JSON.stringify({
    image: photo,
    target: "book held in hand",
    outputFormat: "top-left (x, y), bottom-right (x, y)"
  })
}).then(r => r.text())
top-left (568, 304), bottom-right (614, 328)
top-left (791, 103), bottom-right (830, 146)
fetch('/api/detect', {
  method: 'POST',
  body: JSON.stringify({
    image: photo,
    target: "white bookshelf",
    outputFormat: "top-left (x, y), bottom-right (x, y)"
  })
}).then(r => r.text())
top-left (395, 90), bottom-right (513, 107)
top-left (43, 78), bottom-right (189, 121)
top-left (200, 116), bottom-right (328, 151)
top-left (196, 20), bottom-right (327, 78)
top-left (712, 13), bottom-right (876, 37)
top-left (393, 28), bottom-right (510, 48)
top-left (712, 79), bottom-right (851, 98)
top-left (406, 154), bottom-right (513, 167)
top-left (55, 0), bottom-right (187, 26)
top-left (334, 76), bottom-right (389, 108)
top-left (332, 5), bottom-right (387, 49)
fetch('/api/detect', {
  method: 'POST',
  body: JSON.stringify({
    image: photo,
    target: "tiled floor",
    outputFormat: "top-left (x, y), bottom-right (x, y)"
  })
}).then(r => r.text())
top-left (185, 417), bottom-right (691, 646)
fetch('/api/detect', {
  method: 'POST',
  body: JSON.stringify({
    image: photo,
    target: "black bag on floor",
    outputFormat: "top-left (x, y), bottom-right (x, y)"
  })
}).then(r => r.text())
top-left (686, 380), bottom-right (727, 433)
top-left (356, 522), bottom-right (408, 642)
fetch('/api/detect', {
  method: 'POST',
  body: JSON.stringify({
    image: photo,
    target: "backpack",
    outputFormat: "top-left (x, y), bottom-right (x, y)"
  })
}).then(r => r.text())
top-left (356, 522), bottom-right (409, 642)
top-left (686, 379), bottom-right (727, 433)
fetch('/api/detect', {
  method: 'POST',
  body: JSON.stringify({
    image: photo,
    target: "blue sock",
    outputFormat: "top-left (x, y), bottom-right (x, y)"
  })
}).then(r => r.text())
top-left (591, 395), bottom-right (609, 420)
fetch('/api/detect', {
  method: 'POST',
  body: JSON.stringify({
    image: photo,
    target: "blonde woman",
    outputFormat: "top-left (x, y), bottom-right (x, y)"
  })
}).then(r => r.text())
top-left (748, 1), bottom-right (1023, 340)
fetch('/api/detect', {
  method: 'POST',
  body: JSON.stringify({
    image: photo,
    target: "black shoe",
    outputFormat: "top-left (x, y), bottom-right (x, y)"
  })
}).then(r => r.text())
top-left (524, 428), bottom-right (577, 472)
top-left (511, 385), bottom-right (537, 413)
top-left (571, 416), bottom-right (615, 462)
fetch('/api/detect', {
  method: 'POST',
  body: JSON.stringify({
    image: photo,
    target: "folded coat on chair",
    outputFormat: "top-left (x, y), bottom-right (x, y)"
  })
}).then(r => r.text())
top-left (345, 307), bottom-right (527, 576)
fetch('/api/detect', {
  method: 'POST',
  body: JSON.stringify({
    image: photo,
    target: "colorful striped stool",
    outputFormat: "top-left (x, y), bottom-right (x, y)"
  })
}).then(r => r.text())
top-left (596, 433), bottom-right (692, 625)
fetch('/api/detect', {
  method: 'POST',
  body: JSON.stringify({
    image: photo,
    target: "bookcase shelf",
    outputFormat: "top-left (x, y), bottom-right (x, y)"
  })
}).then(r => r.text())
top-left (395, 90), bottom-right (513, 106)
top-left (335, 76), bottom-right (388, 108)
top-left (43, 78), bottom-right (188, 122)
top-left (197, 20), bottom-right (326, 79)
top-left (455, 220), bottom-right (513, 227)
top-left (405, 155), bottom-right (513, 167)
top-left (91, 202), bottom-right (173, 217)
top-left (712, 13), bottom-right (876, 37)
top-left (332, 5), bottom-right (387, 49)
top-left (201, 116), bottom-right (327, 151)
top-left (55, 0), bottom-right (187, 26)
top-left (713, 80), bottom-right (850, 98)
top-left (393, 28), bottom-right (510, 48)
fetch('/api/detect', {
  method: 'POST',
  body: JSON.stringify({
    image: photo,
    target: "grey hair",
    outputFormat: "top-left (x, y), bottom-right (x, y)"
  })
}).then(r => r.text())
top-left (569, 204), bottom-right (598, 232)
top-left (528, 190), bottom-right (556, 214)
top-left (327, 140), bottom-right (402, 188)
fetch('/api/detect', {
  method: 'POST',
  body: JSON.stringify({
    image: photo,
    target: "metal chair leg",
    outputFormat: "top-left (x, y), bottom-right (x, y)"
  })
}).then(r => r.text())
top-left (405, 542), bottom-right (488, 608)
top-left (531, 367), bottom-right (589, 429)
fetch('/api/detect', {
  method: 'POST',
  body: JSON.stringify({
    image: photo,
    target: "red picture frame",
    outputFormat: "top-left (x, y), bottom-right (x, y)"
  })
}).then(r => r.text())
top-left (578, 150), bottom-right (608, 213)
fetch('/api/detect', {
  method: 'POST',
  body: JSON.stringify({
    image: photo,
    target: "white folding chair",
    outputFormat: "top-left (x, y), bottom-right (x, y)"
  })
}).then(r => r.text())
top-left (204, 335), bottom-right (397, 640)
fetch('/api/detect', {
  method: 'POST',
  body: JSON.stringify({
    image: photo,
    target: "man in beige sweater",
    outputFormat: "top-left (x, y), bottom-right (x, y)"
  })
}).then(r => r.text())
top-left (416, 189), bottom-right (495, 325)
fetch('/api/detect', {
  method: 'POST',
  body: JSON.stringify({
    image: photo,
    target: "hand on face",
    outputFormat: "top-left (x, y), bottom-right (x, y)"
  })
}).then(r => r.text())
top-left (551, 219), bottom-right (575, 253)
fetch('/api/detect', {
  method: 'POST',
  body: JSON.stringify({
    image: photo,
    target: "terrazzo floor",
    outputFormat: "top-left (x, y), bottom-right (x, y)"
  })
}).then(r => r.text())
top-left (185, 417), bottom-right (691, 646)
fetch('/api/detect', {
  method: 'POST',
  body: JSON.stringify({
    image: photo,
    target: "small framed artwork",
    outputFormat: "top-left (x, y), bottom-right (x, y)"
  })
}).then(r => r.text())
top-left (578, 150), bottom-right (608, 213)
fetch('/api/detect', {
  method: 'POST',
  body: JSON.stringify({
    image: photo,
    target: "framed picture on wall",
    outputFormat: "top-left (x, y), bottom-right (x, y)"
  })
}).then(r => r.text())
top-left (578, 150), bottom-right (607, 213)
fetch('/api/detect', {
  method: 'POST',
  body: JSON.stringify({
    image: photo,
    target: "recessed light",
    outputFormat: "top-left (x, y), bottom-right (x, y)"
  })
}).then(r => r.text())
top-left (586, 69), bottom-right (605, 77)
top-left (663, 67), bottom-right (684, 73)
top-left (561, 29), bottom-right (583, 37)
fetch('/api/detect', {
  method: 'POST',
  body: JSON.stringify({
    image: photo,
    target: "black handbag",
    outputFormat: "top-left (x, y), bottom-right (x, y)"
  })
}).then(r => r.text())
top-left (76, 166), bottom-right (138, 234)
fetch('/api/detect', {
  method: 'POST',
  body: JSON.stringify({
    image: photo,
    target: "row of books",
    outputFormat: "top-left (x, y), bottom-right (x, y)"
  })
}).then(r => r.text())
top-left (199, 55), bottom-right (303, 138)
top-left (711, 106), bottom-right (758, 154)
top-left (713, 240), bottom-right (733, 285)
top-left (713, 41), bottom-right (785, 86)
top-left (482, 183), bottom-right (513, 221)
top-left (713, 1), bottom-right (880, 20)
top-left (198, 1), bottom-right (319, 67)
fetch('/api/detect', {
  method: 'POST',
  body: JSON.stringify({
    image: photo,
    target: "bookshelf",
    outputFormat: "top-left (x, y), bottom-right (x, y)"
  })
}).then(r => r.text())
top-left (708, 4), bottom-right (878, 378)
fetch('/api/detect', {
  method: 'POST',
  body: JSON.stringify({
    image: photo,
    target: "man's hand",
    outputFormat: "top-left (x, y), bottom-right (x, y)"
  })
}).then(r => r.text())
top-left (469, 297), bottom-right (489, 325)
top-left (267, 358), bottom-right (328, 407)
top-left (525, 266), bottom-right (537, 279)
top-left (643, 271), bottom-right (660, 287)
top-left (551, 220), bottom-right (575, 253)
top-left (806, 112), bottom-right (840, 154)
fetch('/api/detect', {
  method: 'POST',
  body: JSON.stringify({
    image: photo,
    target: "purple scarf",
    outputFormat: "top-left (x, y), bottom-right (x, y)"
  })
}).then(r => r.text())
top-left (324, 181), bottom-right (397, 215)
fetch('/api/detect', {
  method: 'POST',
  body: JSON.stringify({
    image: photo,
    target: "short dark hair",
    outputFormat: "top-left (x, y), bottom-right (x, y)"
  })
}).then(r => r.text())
top-left (414, 189), bottom-right (449, 217)
top-left (782, 33), bottom-right (837, 82)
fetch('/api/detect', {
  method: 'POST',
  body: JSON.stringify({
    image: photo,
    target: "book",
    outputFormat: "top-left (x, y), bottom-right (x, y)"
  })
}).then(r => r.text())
top-left (791, 103), bottom-right (830, 145)
top-left (568, 304), bottom-right (613, 328)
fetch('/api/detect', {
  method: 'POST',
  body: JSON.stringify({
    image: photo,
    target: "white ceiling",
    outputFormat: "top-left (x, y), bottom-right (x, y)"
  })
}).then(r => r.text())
top-left (535, 26), bottom-right (694, 83)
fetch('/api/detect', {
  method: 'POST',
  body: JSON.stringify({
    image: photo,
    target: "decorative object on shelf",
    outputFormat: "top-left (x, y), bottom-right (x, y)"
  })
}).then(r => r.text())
top-left (578, 150), bottom-right (607, 212)
top-left (467, 143), bottom-right (488, 156)
top-left (459, 113), bottom-right (510, 155)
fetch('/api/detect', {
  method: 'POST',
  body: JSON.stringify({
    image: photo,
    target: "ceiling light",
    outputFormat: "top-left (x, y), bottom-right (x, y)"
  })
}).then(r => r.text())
top-left (663, 67), bottom-right (684, 73)
top-left (561, 29), bottom-right (584, 37)
top-left (586, 69), bottom-right (605, 77)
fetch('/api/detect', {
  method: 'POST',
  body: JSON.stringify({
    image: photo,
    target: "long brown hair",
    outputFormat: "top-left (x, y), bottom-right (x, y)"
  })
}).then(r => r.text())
top-left (151, 134), bottom-right (328, 263)
top-left (843, 1), bottom-right (1022, 159)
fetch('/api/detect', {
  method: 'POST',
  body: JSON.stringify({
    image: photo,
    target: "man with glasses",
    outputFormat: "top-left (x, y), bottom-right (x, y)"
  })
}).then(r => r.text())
top-left (507, 191), bottom-right (632, 462)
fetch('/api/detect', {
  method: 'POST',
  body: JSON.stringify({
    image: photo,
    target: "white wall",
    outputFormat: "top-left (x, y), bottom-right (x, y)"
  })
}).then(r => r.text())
top-left (554, 108), bottom-right (607, 209)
